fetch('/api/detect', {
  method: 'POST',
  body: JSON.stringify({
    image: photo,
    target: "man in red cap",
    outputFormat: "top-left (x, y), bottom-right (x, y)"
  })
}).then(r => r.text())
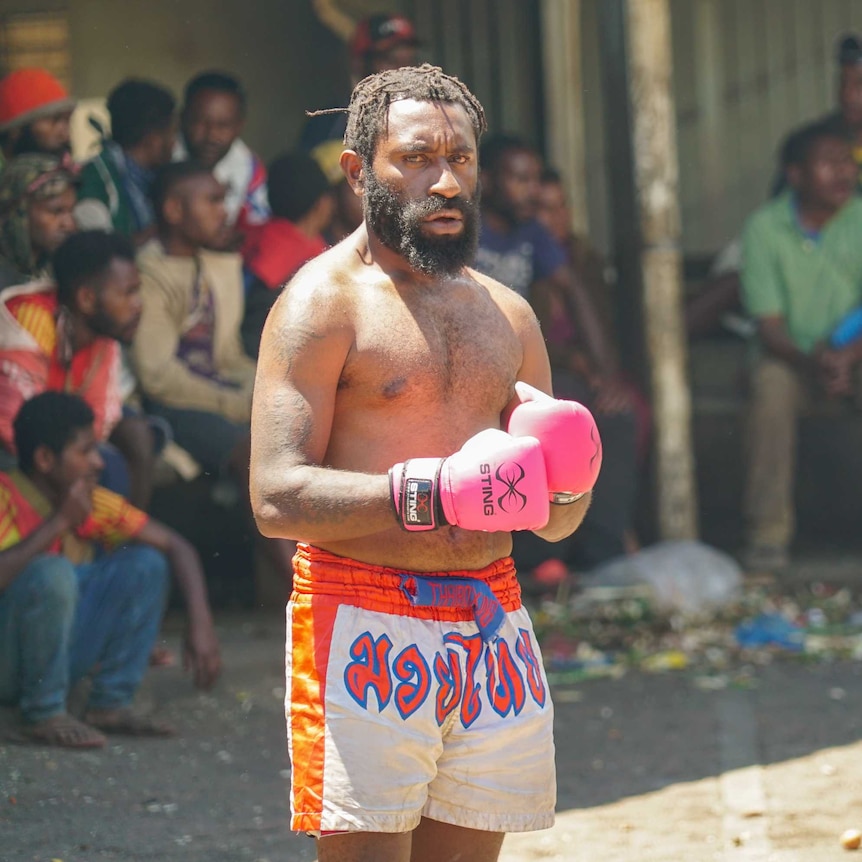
top-left (0, 68), bottom-right (75, 164)
top-left (298, 13), bottom-right (420, 152)
top-left (349, 13), bottom-right (420, 79)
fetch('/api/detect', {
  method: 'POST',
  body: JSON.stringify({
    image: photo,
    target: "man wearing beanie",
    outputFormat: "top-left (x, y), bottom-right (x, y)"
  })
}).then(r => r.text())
top-left (240, 151), bottom-right (333, 356)
top-left (0, 153), bottom-right (77, 285)
top-left (0, 69), bottom-right (76, 165)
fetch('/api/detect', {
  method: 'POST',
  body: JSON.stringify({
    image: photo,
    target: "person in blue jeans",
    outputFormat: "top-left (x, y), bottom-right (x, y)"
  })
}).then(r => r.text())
top-left (0, 392), bottom-right (221, 748)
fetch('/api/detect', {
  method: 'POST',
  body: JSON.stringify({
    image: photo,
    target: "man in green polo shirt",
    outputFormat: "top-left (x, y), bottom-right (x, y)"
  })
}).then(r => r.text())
top-left (741, 119), bottom-right (862, 571)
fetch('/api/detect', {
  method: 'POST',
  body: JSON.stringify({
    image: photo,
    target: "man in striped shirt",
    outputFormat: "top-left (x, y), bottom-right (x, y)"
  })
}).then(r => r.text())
top-left (0, 392), bottom-right (221, 748)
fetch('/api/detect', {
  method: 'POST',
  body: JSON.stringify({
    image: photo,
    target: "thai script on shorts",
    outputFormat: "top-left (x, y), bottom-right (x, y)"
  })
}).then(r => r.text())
top-left (342, 627), bottom-right (547, 727)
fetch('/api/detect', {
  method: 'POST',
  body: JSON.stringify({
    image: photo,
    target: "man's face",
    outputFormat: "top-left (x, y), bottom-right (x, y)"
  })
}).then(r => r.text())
top-left (536, 180), bottom-right (571, 244)
top-left (364, 99), bottom-right (480, 276)
top-left (84, 258), bottom-right (143, 346)
top-left (839, 64), bottom-right (862, 130)
top-left (28, 187), bottom-right (77, 259)
top-left (486, 148), bottom-right (542, 224)
top-left (14, 111), bottom-right (73, 157)
top-left (42, 425), bottom-right (103, 496)
top-left (181, 90), bottom-right (243, 169)
top-left (794, 136), bottom-right (857, 210)
top-left (176, 173), bottom-right (228, 247)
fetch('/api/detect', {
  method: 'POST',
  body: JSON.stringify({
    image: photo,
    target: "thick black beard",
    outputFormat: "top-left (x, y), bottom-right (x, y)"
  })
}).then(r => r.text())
top-left (363, 165), bottom-right (480, 277)
top-left (87, 304), bottom-right (133, 346)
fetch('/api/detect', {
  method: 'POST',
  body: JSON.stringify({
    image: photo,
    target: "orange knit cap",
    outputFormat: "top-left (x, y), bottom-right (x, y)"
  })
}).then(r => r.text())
top-left (0, 68), bottom-right (76, 133)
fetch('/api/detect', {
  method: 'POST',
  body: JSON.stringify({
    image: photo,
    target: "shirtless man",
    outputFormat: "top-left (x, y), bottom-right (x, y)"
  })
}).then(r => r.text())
top-left (250, 65), bottom-right (601, 862)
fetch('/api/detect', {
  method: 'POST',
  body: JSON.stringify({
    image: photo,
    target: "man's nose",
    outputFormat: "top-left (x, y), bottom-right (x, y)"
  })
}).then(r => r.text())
top-left (91, 449), bottom-right (105, 473)
top-left (429, 160), bottom-right (463, 198)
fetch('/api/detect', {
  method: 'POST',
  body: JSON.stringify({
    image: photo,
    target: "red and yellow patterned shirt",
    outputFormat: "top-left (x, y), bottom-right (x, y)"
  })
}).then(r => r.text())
top-left (0, 283), bottom-right (122, 452)
top-left (0, 471), bottom-right (148, 564)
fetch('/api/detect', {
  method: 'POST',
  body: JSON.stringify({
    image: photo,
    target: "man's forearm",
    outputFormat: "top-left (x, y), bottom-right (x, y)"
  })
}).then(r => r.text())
top-left (0, 514), bottom-right (71, 593)
top-left (531, 492), bottom-right (591, 543)
top-left (165, 538), bottom-right (214, 626)
top-left (252, 465), bottom-right (396, 543)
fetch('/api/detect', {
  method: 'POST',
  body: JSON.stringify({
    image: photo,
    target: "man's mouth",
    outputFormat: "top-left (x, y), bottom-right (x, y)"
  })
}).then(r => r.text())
top-left (422, 210), bottom-right (464, 233)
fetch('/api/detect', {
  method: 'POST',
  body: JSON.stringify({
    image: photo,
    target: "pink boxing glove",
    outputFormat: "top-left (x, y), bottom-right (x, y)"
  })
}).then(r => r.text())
top-left (506, 381), bottom-right (602, 503)
top-left (390, 428), bottom-right (550, 532)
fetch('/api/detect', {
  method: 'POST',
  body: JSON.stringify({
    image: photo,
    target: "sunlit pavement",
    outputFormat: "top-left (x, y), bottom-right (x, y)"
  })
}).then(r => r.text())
top-left (3, 612), bottom-right (862, 861)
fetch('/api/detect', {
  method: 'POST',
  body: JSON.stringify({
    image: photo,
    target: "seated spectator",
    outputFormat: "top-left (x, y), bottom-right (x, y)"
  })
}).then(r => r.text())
top-left (0, 392), bottom-right (220, 748)
top-left (133, 162), bottom-right (295, 584)
top-left (240, 150), bottom-right (332, 356)
top-left (0, 68), bottom-right (75, 163)
top-left (741, 120), bottom-right (862, 571)
top-left (133, 161), bottom-right (255, 458)
top-left (773, 34), bottom-right (862, 195)
top-left (311, 138), bottom-right (363, 244)
top-left (475, 134), bottom-right (639, 572)
top-left (0, 230), bottom-right (160, 509)
top-left (175, 71), bottom-right (268, 241)
top-left (75, 78), bottom-right (176, 244)
top-left (536, 168), bottom-right (651, 463)
top-left (0, 153), bottom-right (76, 286)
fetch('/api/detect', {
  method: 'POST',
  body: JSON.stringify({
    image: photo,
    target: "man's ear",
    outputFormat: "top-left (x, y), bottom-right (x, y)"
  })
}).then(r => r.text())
top-left (162, 193), bottom-right (183, 227)
top-left (340, 150), bottom-right (364, 196)
top-left (32, 444), bottom-right (56, 476)
top-left (75, 284), bottom-right (97, 316)
top-left (786, 163), bottom-right (803, 191)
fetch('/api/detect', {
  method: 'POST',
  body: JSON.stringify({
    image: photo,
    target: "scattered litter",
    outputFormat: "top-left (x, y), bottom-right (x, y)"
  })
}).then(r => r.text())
top-left (735, 614), bottom-right (805, 652)
top-left (528, 545), bottom-right (862, 686)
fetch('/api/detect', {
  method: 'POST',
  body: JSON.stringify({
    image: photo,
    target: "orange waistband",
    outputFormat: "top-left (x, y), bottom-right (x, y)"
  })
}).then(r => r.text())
top-left (291, 543), bottom-right (523, 618)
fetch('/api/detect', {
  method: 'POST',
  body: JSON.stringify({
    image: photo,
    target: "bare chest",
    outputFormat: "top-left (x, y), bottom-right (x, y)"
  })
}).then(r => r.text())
top-left (342, 284), bottom-right (522, 415)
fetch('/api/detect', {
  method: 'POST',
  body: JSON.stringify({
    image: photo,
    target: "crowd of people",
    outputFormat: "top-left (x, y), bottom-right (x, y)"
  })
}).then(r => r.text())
top-left (0, 4), bottom-right (857, 769)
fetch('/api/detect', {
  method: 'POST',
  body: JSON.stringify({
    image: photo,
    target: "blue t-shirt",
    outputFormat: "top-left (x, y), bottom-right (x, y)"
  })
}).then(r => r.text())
top-left (474, 217), bottom-right (566, 298)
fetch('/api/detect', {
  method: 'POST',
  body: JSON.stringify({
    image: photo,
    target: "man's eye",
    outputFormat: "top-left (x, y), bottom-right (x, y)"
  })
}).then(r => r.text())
top-left (450, 154), bottom-right (470, 164)
top-left (404, 154), bottom-right (426, 164)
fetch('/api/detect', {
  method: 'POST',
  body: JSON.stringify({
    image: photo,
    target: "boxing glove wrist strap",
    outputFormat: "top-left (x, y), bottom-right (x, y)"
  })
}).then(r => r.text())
top-left (550, 491), bottom-right (587, 505)
top-left (389, 458), bottom-right (448, 531)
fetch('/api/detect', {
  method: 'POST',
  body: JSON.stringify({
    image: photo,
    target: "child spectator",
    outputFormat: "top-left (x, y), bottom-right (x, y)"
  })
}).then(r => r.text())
top-left (0, 392), bottom-right (220, 748)
top-left (75, 78), bottom-right (176, 244)
top-left (240, 151), bottom-right (332, 356)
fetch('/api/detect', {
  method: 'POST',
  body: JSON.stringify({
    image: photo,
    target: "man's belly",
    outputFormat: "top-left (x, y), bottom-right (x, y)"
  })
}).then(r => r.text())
top-left (315, 524), bottom-right (515, 573)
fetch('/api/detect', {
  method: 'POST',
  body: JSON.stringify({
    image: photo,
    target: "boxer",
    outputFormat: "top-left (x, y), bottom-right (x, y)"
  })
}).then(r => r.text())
top-left (250, 64), bottom-right (601, 862)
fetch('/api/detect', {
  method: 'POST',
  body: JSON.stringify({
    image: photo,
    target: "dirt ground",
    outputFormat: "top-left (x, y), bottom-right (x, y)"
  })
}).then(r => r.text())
top-left (3, 611), bottom-right (862, 862)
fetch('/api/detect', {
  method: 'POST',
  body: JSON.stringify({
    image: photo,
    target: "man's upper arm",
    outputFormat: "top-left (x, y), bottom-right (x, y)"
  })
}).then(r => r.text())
top-left (500, 294), bottom-right (553, 424)
top-left (741, 214), bottom-right (783, 319)
top-left (250, 273), bottom-right (353, 492)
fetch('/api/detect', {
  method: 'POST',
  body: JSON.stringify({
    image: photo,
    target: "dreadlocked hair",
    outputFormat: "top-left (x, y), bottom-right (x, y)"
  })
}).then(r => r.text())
top-left (308, 64), bottom-right (487, 165)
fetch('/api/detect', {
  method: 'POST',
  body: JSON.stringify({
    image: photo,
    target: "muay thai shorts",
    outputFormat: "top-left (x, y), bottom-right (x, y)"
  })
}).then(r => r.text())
top-left (285, 543), bottom-right (556, 835)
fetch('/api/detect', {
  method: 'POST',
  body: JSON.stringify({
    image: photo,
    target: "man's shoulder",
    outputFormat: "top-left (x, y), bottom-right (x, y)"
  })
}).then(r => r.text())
top-left (743, 193), bottom-right (790, 239)
top-left (468, 265), bottom-right (534, 314)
